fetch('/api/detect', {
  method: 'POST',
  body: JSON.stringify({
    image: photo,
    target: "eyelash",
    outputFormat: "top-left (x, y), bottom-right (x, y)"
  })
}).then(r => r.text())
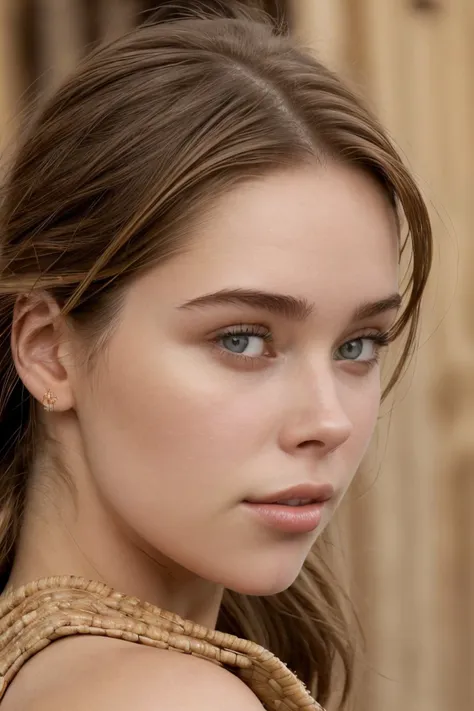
top-left (348, 330), bottom-right (391, 368)
top-left (211, 324), bottom-right (392, 367)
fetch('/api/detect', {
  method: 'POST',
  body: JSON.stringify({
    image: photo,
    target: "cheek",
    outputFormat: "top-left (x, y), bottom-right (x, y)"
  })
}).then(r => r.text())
top-left (79, 339), bottom-right (276, 505)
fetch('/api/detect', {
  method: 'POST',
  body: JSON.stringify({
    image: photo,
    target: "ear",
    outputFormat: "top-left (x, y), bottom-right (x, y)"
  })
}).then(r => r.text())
top-left (11, 292), bottom-right (77, 412)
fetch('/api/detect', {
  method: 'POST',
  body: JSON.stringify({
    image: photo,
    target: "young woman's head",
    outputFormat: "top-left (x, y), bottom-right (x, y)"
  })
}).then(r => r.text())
top-left (0, 2), bottom-right (431, 705)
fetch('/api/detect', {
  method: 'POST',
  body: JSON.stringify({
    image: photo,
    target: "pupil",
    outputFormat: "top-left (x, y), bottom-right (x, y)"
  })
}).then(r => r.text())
top-left (225, 335), bottom-right (248, 353)
top-left (342, 339), bottom-right (362, 359)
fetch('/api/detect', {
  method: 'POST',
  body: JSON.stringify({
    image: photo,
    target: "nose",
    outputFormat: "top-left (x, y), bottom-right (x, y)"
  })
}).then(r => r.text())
top-left (278, 363), bottom-right (353, 456)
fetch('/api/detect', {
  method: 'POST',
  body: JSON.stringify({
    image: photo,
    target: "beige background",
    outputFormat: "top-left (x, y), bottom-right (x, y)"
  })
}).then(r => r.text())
top-left (0, 2), bottom-right (472, 710)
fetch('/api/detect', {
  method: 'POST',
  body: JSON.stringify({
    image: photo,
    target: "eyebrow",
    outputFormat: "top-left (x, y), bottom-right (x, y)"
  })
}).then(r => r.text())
top-left (177, 288), bottom-right (402, 322)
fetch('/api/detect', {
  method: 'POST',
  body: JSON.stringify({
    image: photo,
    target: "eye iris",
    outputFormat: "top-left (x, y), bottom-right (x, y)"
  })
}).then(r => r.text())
top-left (223, 335), bottom-right (249, 353)
top-left (340, 339), bottom-right (363, 360)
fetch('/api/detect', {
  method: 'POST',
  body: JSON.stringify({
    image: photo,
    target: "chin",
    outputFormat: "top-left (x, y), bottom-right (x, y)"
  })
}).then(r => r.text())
top-left (227, 578), bottom-right (299, 597)
top-left (224, 572), bottom-right (301, 597)
top-left (213, 556), bottom-right (307, 597)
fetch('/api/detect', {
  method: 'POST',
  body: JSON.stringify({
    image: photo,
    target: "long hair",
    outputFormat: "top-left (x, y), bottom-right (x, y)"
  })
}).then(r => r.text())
top-left (0, 2), bottom-right (432, 706)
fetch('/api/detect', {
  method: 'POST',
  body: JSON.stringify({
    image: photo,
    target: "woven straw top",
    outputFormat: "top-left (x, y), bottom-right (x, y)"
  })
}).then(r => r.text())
top-left (0, 576), bottom-right (323, 710)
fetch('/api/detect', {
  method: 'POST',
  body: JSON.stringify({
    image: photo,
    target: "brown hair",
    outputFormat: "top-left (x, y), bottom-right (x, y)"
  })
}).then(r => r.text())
top-left (0, 2), bottom-right (432, 707)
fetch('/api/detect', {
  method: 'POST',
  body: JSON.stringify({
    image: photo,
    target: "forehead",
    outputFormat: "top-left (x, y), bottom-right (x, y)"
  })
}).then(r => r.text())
top-left (136, 163), bottom-right (399, 315)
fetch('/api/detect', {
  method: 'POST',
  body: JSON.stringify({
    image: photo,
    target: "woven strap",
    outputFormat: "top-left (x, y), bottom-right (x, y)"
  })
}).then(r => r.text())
top-left (0, 576), bottom-right (323, 710)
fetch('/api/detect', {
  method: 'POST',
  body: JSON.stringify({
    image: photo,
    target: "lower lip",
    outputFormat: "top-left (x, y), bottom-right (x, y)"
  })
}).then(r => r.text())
top-left (243, 502), bottom-right (325, 534)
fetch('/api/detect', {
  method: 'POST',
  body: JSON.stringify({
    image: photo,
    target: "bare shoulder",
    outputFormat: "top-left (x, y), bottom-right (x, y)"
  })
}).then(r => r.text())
top-left (2, 636), bottom-right (265, 711)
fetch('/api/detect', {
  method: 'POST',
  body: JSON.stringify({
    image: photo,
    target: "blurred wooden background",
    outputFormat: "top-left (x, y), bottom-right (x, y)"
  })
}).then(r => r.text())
top-left (0, 2), bottom-right (472, 710)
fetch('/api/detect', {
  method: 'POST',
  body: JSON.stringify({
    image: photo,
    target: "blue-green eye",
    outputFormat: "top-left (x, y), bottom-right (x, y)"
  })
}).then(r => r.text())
top-left (220, 334), bottom-right (264, 356)
top-left (337, 339), bottom-right (365, 360)
top-left (335, 336), bottom-right (386, 363)
top-left (215, 325), bottom-right (273, 359)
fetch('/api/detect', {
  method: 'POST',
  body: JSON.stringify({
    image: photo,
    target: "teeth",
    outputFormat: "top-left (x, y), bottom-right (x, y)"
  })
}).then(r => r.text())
top-left (277, 498), bottom-right (312, 506)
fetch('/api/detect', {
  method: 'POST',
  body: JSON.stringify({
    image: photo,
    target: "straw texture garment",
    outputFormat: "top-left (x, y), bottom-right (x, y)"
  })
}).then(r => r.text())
top-left (0, 576), bottom-right (323, 710)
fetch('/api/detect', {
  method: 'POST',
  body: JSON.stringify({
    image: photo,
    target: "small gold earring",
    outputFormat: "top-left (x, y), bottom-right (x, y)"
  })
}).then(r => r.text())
top-left (42, 389), bottom-right (57, 412)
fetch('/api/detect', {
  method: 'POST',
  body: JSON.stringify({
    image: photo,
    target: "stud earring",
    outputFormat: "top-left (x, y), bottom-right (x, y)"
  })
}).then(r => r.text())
top-left (42, 389), bottom-right (57, 412)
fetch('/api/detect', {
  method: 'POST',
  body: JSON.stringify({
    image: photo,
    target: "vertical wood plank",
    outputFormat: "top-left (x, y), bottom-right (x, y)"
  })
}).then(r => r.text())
top-left (35, 0), bottom-right (85, 94)
top-left (428, 0), bottom-right (474, 707)
top-left (0, 0), bottom-right (23, 170)
top-left (288, 0), bottom-right (345, 71)
top-left (97, 0), bottom-right (137, 41)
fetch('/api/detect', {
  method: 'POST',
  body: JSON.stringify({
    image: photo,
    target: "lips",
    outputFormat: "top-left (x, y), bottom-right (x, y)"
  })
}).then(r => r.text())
top-left (245, 482), bottom-right (334, 507)
top-left (243, 482), bottom-right (335, 534)
top-left (276, 498), bottom-right (313, 506)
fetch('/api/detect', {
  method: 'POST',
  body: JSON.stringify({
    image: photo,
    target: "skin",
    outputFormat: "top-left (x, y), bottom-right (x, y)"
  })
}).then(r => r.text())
top-left (7, 162), bottom-right (399, 710)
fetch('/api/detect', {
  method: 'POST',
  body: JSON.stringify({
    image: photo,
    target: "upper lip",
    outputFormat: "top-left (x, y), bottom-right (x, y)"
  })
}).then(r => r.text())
top-left (245, 482), bottom-right (335, 505)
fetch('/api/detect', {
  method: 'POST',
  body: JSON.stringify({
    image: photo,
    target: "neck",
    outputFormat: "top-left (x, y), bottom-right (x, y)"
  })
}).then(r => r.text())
top-left (8, 456), bottom-right (223, 629)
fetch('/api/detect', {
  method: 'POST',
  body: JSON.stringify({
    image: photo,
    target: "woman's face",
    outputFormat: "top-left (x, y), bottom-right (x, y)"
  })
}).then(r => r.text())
top-left (73, 163), bottom-right (399, 596)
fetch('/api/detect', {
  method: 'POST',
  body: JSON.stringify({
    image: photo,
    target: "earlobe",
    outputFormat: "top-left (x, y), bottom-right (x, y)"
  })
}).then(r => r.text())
top-left (11, 292), bottom-right (76, 413)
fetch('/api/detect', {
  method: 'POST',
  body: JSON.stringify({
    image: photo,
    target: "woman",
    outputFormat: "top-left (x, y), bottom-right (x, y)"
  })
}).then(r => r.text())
top-left (0, 2), bottom-right (432, 710)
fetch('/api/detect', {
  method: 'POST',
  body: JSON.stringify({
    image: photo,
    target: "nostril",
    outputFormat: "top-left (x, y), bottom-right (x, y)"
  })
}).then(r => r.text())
top-left (297, 439), bottom-right (324, 449)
